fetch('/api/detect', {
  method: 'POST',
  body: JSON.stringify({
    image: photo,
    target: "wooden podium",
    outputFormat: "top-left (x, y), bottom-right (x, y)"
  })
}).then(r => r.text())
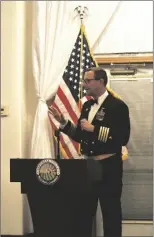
top-left (10, 159), bottom-right (101, 237)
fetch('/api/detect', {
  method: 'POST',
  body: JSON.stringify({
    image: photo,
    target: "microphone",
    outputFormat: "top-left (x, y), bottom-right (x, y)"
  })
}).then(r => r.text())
top-left (55, 130), bottom-right (60, 160)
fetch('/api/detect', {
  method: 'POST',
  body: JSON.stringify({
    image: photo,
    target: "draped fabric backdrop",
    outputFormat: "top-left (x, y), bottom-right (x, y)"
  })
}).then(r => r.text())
top-left (31, 1), bottom-right (80, 158)
top-left (31, 1), bottom-right (128, 160)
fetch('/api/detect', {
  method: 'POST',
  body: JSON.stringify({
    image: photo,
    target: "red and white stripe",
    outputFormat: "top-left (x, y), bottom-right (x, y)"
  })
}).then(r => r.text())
top-left (49, 80), bottom-right (89, 159)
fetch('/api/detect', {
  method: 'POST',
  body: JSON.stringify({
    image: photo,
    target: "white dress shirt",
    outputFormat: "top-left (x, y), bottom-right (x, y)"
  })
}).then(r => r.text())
top-left (88, 90), bottom-right (109, 123)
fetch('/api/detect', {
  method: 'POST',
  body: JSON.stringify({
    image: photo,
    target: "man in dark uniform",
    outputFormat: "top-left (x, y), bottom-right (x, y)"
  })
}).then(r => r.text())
top-left (49, 67), bottom-right (130, 237)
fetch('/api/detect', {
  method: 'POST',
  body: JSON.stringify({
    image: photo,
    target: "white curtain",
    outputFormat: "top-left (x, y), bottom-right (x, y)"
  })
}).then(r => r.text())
top-left (31, 1), bottom-right (80, 158)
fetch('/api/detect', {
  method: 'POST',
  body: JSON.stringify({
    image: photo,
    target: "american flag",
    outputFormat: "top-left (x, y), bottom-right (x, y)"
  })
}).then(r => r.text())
top-left (49, 24), bottom-right (97, 159)
top-left (49, 24), bottom-right (129, 160)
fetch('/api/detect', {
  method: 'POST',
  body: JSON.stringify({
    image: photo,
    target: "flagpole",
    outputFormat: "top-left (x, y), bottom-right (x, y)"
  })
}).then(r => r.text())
top-left (79, 24), bottom-right (83, 106)
top-left (74, 8), bottom-right (97, 232)
top-left (74, 6), bottom-right (88, 110)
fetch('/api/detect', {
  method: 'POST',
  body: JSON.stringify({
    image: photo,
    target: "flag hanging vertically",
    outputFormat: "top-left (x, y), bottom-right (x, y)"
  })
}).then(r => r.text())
top-left (49, 23), bottom-right (128, 160)
top-left (49, 24), bottom-right (96, 159)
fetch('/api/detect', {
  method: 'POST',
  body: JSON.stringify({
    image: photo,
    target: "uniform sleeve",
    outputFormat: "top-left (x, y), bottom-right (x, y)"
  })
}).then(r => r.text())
top-left (59, 120), bottom-right (81, 143)
top-left (59, 104), bottom-right (87, 143)
top-left (93, 102), bottom-right (130, 146)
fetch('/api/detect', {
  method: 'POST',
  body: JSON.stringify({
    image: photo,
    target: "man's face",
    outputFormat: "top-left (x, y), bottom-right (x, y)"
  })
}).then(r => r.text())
top-left (82, 71), bottom-right (101, 96)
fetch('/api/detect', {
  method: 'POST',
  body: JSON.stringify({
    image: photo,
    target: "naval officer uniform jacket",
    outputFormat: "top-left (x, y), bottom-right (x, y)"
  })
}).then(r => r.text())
top-left (60, 90), bottom-right (130, 237)
top-left (60, 90), bottom-right (130, 158)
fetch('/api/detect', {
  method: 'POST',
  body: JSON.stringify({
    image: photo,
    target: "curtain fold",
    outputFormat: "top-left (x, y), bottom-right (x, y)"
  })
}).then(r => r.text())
top-left (31, 1), bottom-right (79, 158)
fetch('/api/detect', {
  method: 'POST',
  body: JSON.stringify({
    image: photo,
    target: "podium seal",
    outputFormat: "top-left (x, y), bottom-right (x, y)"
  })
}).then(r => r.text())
top-left (36, 159), bottom-right (60, 185)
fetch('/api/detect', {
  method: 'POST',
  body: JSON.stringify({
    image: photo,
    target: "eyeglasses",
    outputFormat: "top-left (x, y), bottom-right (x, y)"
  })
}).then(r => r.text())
top-left (82, 79), bottom-right (95, 84)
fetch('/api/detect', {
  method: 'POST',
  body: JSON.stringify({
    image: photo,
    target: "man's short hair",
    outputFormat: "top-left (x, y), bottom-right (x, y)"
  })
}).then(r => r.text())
top-left (85, 67), bottom-right (108, 86)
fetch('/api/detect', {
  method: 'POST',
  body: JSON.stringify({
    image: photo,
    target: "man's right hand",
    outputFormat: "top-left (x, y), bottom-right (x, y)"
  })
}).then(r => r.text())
top-left (48, 106), bottom-right (66, 124)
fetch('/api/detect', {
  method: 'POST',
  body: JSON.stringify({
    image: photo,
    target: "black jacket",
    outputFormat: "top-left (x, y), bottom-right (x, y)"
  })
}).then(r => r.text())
top-left (60, 93), bottom-right (130, 156)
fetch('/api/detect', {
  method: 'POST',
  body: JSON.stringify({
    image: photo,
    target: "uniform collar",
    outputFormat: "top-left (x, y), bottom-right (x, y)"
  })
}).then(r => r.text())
top-left (97, 90), bottom-right (109, 105)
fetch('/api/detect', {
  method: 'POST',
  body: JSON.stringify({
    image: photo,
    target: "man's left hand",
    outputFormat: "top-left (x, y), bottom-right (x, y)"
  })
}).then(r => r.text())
top-left (80, 119), bottom-right (94, 132)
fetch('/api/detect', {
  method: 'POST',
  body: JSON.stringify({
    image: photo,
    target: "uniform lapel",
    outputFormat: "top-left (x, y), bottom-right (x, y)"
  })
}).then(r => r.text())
top-left (80, 101), bottom-right (92, 120)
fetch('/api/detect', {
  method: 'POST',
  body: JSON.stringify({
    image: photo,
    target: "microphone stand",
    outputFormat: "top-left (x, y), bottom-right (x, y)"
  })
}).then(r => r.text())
top-left (55, 130), bottom-right (60, 160)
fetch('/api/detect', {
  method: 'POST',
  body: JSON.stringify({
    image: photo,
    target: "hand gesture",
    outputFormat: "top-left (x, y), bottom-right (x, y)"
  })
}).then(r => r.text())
top-left (80, 119), bottom-right (94, 132)
top-left (48, 106), bottom-right (65, 124)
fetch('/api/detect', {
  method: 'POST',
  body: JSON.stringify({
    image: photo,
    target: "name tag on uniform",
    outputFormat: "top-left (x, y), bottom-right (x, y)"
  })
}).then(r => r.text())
top-left (96, 108), bottom-right (105, 121)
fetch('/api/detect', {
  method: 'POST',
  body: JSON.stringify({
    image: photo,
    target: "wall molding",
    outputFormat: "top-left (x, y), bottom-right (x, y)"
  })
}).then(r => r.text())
top-left (95, 53), bottom-right (153, 64)
top-left (1, 234), bottom-right (33, 237)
